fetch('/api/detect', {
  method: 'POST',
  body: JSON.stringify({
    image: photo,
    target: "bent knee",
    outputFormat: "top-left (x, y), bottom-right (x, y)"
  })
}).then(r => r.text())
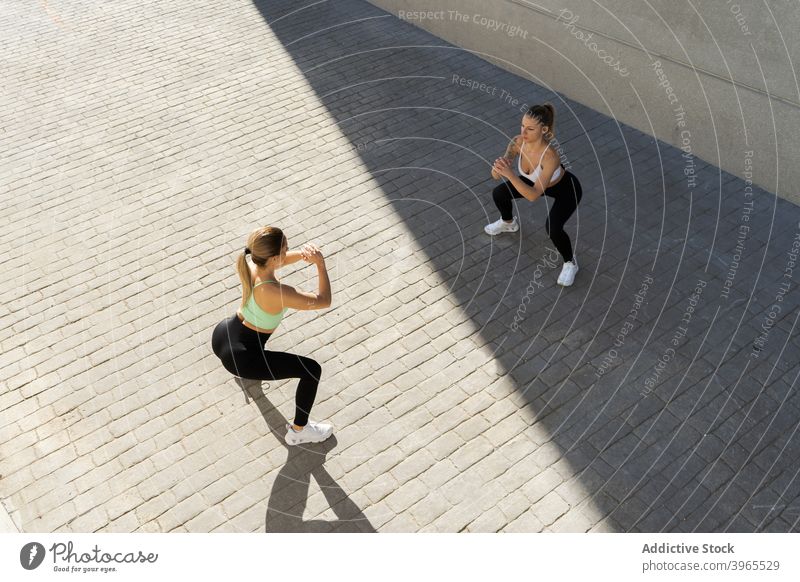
top-left (300, 358), bottom-right (322, 380)
top-left (492, 183), bottom-right (511, 201)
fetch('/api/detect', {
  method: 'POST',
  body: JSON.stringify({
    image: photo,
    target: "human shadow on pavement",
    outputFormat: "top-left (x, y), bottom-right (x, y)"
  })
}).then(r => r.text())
top-left (236, 379), bottom-right (375, 533)
top-left (250, 0), bottom-right (800, 532)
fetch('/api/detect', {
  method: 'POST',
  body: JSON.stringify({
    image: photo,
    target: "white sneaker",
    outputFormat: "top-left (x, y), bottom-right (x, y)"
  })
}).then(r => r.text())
top-left (285, 420), bottom-right (334, 446)
top-left (557, 260), bottom-right (579, 286)
top-left (484, 217), bottom-right (519, 236)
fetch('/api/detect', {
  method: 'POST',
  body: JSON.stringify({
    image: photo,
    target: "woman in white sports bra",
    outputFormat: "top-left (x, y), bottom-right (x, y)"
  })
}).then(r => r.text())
top-left (486, 103), bottom-right (583, 286)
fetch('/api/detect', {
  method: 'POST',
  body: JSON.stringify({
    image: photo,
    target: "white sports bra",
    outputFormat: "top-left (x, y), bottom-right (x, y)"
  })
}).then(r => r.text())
top-left (518, 143), bottom-right (563, 185)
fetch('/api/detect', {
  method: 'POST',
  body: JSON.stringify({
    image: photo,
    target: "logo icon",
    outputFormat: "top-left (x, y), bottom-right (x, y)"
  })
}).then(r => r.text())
top-left (20, 542), bottom-right (46, 570)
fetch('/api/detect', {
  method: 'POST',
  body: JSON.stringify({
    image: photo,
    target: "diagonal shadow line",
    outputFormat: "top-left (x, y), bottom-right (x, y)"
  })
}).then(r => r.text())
top-left (248, 0), bottom-right (800, 533)
top-left (236, 379), bottom-right (375, 532)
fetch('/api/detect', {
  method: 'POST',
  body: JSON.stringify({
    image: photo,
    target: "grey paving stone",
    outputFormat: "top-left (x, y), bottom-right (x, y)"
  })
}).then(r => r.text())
top-left (503, 510), bottom-right (545, 533)
top-left (521, 468), bottom-right (564, 505)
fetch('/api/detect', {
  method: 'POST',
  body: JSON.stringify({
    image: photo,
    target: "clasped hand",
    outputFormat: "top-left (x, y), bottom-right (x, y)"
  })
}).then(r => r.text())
top-left (493, 157), bottom-right (514, 179)
top-left (299, 243), bottom-right (324, 265)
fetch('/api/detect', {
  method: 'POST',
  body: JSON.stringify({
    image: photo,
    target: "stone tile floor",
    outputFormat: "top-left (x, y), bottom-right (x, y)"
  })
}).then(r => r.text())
top-left (1, 0), bottom-right (798, 532)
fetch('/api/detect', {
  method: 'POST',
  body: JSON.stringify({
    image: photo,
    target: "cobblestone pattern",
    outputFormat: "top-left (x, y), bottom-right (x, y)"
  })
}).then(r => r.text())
top-left (1, 0), bottom-right (799, 533)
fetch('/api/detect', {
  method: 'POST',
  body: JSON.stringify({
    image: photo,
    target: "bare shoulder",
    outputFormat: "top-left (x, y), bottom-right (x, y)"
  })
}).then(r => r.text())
top-left (508, 135), bottom-right (522, 156)
top-left (254, 279), bottom-right (282, 293)
top-left (544, 144), bottom-right (561, 165)
top-left (253, 280), bottom-right (286, 310)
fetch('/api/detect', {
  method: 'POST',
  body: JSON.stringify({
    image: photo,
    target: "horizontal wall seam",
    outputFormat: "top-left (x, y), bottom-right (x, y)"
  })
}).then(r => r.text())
top-left (508, 0), bottom-right (800, 109)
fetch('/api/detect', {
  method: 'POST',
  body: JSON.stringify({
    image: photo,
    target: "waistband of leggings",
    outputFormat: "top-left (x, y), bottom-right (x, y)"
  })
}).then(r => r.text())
top-left (228, 313), bottom-right (270, 337)
top-left (229, 313), bottom-right (272, 340)
top-left (545, 171), bottom-right (578, 191)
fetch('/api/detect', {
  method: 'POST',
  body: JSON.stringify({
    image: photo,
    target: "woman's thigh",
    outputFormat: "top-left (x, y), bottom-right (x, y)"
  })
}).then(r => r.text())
top-left (546, 176), bottom-right (582, 227)
top-left (493, 177), bottom-right (533, 200)
top-left (235, 349), bottom-right (321, 382)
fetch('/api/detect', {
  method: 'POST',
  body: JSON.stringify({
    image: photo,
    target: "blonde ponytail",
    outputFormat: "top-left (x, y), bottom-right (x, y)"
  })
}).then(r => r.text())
top-left (237, 251), bottom-right (252, 308)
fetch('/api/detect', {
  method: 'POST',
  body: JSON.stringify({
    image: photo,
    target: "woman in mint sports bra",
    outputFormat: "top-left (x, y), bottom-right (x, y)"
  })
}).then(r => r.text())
top-left (211, 226), bottom-right (334, 446)
top-left (485, 102), bottom-right (583, 286)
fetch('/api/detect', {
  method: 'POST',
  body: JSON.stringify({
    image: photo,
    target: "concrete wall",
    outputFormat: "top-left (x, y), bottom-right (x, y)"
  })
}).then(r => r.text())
top-left (365, 0), bottom-right (800, 204)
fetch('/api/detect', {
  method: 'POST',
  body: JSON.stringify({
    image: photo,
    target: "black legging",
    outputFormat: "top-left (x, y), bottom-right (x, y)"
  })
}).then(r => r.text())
top-left (491, 170), bottom-right (583, 262)
top-left (211, 314), bottom-right (320, 427)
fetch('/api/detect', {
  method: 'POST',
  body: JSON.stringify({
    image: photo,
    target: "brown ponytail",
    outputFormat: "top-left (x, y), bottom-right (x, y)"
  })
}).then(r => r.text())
top-left (525, 102), bottom-right (557, 141)
top-left (237, 226), bottom-right (285, 307)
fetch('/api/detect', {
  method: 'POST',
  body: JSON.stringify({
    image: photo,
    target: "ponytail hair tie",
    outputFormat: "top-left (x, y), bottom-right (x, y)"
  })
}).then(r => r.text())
top-left (244, 247), bottom-right (251, 255)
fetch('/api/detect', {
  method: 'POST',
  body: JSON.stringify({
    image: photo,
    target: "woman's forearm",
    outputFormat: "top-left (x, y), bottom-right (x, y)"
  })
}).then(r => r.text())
top-left (283, 250), bottom-right (304, 266)
top-left (316, 262), bottom-right (332, 307)
top-left (507, 175), bottom-right (542, 201)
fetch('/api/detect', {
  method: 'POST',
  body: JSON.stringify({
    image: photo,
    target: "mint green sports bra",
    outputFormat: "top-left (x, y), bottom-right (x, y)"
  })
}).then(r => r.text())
top-left (240, 280), bottom-right (287, 330)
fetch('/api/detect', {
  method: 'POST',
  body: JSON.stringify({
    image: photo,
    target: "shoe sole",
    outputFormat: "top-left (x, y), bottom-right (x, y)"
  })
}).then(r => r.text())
top-left (285, 433), bottom-right (333, 446)
top-left (484, 228), bottom-right (519, 236)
